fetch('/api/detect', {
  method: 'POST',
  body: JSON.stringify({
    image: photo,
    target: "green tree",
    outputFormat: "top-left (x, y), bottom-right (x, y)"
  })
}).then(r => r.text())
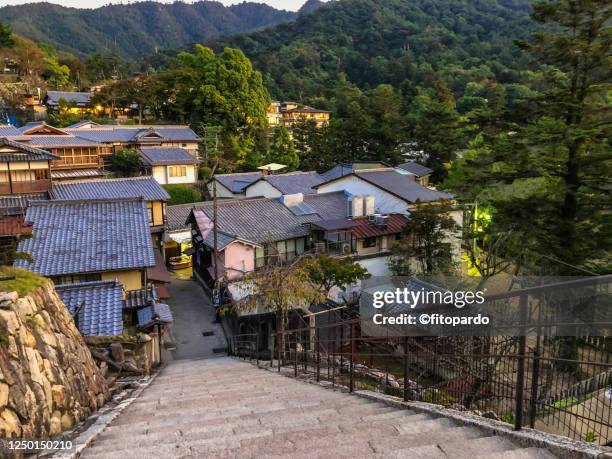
top-left (85, 53), bottom-right (128, 82)
top-left (266, 125), bottom-right (299, 170)
top-left (389, 203), bottom-right (459, 275)
top-left (306, 254), bottom-right (369, 296)
top-left (0, 22), bottom-right (14, 48)
top-left (163, 184), bottom-right (203, 206)
top-left (109, 148), bottom-right (143, 177)
top-left (40, 45), bottom-right (71, 89)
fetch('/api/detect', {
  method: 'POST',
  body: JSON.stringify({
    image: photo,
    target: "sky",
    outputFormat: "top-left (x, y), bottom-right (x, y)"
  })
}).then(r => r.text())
top-left (0, 0), bottom-right (311, 11)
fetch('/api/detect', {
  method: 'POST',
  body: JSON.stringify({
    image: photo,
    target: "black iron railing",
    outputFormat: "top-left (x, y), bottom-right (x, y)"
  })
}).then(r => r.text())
top-left (234, 275), bottom-right (612, 445)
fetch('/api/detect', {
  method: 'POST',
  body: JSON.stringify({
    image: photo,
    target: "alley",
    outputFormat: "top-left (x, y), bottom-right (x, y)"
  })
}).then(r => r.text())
top-left (165, 273), bottom-right (226, 360)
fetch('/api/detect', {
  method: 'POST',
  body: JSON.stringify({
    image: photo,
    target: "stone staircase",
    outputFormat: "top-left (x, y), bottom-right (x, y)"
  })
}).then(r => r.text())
top-left (80, 357), bottom-right (558, 458)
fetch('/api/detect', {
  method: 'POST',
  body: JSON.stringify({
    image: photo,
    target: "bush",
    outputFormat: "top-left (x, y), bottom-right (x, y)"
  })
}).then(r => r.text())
top-left (109, 148), bottom-right (143, 177)
top-left (163, 184), bottom-right (204, 206)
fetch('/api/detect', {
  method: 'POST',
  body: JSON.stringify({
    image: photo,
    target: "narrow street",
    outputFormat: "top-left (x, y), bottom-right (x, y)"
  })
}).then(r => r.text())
top-left (165, 271), bottom-right (226, 360)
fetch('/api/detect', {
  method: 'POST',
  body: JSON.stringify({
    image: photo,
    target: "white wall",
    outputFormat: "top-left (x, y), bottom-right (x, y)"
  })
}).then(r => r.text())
top-left (151, 165), bottom-right (197, 185)
top-left (208, 181), bottom-right (238, 199)
top-left (245, 180), bottom-right (281, 198)
top-left (317, 176), bottom-right (409, 215)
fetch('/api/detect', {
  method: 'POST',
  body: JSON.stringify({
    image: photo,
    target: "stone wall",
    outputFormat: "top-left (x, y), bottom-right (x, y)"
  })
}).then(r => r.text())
top-left (0, 282), bottom-right (109, 439)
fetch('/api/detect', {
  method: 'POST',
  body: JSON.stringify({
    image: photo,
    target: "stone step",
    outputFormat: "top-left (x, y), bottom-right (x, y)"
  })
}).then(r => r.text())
top-left (392, 435), bottom-right (518, 459)
top-left (482, 447), bottom-right (558, 459)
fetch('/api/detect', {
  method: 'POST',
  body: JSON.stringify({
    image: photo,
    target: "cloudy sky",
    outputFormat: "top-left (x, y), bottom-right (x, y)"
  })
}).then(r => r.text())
top-left (0, 0), bottom-right (312, 11)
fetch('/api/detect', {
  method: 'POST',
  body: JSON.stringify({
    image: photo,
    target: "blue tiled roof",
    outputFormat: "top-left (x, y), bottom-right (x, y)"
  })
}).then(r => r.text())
top-left (354, 169), bottom-right (452, 203)
top-left (0, 125), bottom-right (24, 136)
top-left (397, 162), bottom-right (433, 177)
top-left (56, 280), bottom-right (123, 336)
top-left (213, 172), bottom-right (262, 194)
top-left (65, 125), bottom-right (200, 143)
top-left (23, 135), bottom-right (100, 147)
top-left (249, 171), bottom-right (324, 195)
top-left (45, 91), bottom-right (92, 106)
top-left (66, 120), bottom-right (99, 128)
top-left (0, 138), bottom-right (60, 161)
top-left (15, 198), bottom-right (155, 276)
top-left (50, 176), bottom-right (170, 201)
top-left (137, 301), bottom-right (173, 328)
top-left (139, 147), bottom-right (199, 166)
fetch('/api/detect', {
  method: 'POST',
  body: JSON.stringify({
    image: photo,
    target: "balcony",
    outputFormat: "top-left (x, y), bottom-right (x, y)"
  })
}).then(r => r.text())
top-left (255, 251), bottom-right (299, 270)
top-left (314, 241), bottom-right (357, 257)
top-left (0, 183), bottom-right (11, 195)
top-left (8, 179), bottom-right (51, 194)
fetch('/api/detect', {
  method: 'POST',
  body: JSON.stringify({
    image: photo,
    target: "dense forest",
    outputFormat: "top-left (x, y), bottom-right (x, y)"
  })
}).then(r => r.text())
top-left (0, 1), bottom-right (321, 58)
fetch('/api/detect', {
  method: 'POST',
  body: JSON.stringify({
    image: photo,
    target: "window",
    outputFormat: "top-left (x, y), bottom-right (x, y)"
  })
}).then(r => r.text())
top-left (146, 203), bottom-right (154, 225)
top-left (0, 171), bottom-right (8, 183)
top-left (169, 166), bottom-right (187, 177)
top-left (363, 237), bottom-right (377, 248)
top-left (52, 273), bottom-right (101, 285)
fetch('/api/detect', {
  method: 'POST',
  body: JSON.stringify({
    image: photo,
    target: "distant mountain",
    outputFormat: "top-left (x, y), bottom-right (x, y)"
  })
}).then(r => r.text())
top-left (209, 0), bottom-right (538, 100)
top-left (298, 0), bottom-right (327, 14)
top-left (0, 1), bottom-right (297, 58)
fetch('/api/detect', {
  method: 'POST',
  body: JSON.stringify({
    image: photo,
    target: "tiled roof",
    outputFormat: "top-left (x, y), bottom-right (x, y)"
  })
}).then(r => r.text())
top-left (51, 169), bottom-right (107, 180)
top-left (66, 120), bottom-right (99, 128)
top-left (248, 171), bottom-right (324, 195)
top-left (137, 301), bottom-right (173, 328)
top-left (21, 135), bottom-right (100, 147)
top-left (55, 280), bottom-right (123, 336)
top-left (45, 91), bottom-right (92, 106)
top-left (0, 193), bottom-right (48, 215)
top-left (50, 176), bottom-right (170, 201)
top-left (0, 125), bottom-right (23, 136)
top-left (213, 172), bottom-right (262, 194)
top-left (15, 198), bottom-right (155, 276)
top-left (350, 214), bottom-right (409, 239)
top-left (65, 125), bottom-right (200, 143)
top-left (139, 147), bottom-right (199, 166)
top-left (0, 138), bottom-right (60, 161)
top-left (397, 162), bottom-right (433, 177)
top-left (353, 169), bottom-right (452, 203)
top-left (320, 162), bottom-right (390, 181)
top-left (166, 201), bottom-right (207, 231)
top-left (188, 191), bottom-right (349, 245)
top-left (125, 285), bottom-right (156, 309)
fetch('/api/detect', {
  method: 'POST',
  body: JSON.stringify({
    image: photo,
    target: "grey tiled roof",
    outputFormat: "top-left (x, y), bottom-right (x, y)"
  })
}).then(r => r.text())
top-left (320, 164), bottom-right (355, 181)
top-left (0, 193), bottom-right (48, 214)
top-left (189, 191), bottom-right (349, 245)
top-left (137, 302), bottom-right (173, 328)
top-left (353, 169), bottom-right (452, 203)
top-left (51, 169), bottom-right (107, 180)
top-left (166, 201), bottom-right (208, 231)
top-left (50, 176), bottom-right (170, 201)
top-left (0, 125), bottom-right (23, 136)
top-left (21, 135), bottom-right (100, 147)
top-left (65, 125), bottom-right (200, 143)
top-left (139, 147), bottom-right (199, 166)
top-left (397, 162), bottom-right (433, 177)
top-left (248, 171), bottom-right (324, 195)
top-left (0, 138), bottom-right (60, 161)
top-left (66, 120), bottom-right (99, 128)
top-left (15, 198), bottom-right (155, 276)
top-left (213, 172), bottom-right (262, 194)
top-left (125, 285), bottom-right (156, 309)
top-left (55, 280), bottom-right (123, 336)
top-left (45, 91), bottom-right (92, 106)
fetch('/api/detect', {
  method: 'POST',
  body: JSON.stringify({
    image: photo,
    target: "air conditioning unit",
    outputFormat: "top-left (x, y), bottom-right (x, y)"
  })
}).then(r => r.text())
top-left (374, 215), bottom-right (389, 226)
top-left (341, 243), bottom-right (352, 254)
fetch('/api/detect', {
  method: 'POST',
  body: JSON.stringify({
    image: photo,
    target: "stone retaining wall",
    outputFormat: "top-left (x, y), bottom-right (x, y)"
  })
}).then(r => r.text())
top-left (0, 282), bottom-right (109, 439)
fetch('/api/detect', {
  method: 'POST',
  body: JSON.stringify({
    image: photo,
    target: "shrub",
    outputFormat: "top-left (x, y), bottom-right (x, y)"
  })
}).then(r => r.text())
top-left (163, 184), bottom-right (203, 206)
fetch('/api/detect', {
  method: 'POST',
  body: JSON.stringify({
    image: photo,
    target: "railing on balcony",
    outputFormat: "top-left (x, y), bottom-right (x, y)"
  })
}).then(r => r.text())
top-left (0, 183), bottom-right (11, 195)
top-left (314, 240), bottom-right (356, 256)
top-left (255, 251), bottom-right (299, 270)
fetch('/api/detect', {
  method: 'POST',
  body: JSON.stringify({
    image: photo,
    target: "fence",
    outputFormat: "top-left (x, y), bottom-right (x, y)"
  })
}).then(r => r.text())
top-left (230, 275), bottom-right (612, 445)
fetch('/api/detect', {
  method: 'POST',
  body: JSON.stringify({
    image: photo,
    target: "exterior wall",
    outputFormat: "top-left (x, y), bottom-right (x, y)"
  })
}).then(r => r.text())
top-left (317, 176), bottom-right (408, 215)
top-left (355, 235), bottom-right (395, 257)
top-left (222, 242), bottom-right (256, 281)
top-left (245, 180), bottom-right (281, 198)
top-left (101, 269), bottom-right (143, 291)
top-left (151, 165), bottom-right (197, 185)
top-left (209, 181), bottom-right (244, 199)
top-left (148, 201), bottom-right (166, 227)
top-left (356, 255), bottom-right (393, 277)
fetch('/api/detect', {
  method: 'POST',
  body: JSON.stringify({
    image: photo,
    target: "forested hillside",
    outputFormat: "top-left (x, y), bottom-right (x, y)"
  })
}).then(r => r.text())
top-left (0, 1), bottom-right (299, 58)
top-left (210, 0), bottom-right (537, 101)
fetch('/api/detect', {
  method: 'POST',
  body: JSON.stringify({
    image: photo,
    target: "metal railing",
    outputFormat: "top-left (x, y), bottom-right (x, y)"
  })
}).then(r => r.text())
top-left (234, 275), bottom-right (612, 445)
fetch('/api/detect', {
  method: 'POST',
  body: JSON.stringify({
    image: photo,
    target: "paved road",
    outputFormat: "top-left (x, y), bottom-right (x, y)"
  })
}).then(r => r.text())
top-left (165, 273), bottom-right (226, 360)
